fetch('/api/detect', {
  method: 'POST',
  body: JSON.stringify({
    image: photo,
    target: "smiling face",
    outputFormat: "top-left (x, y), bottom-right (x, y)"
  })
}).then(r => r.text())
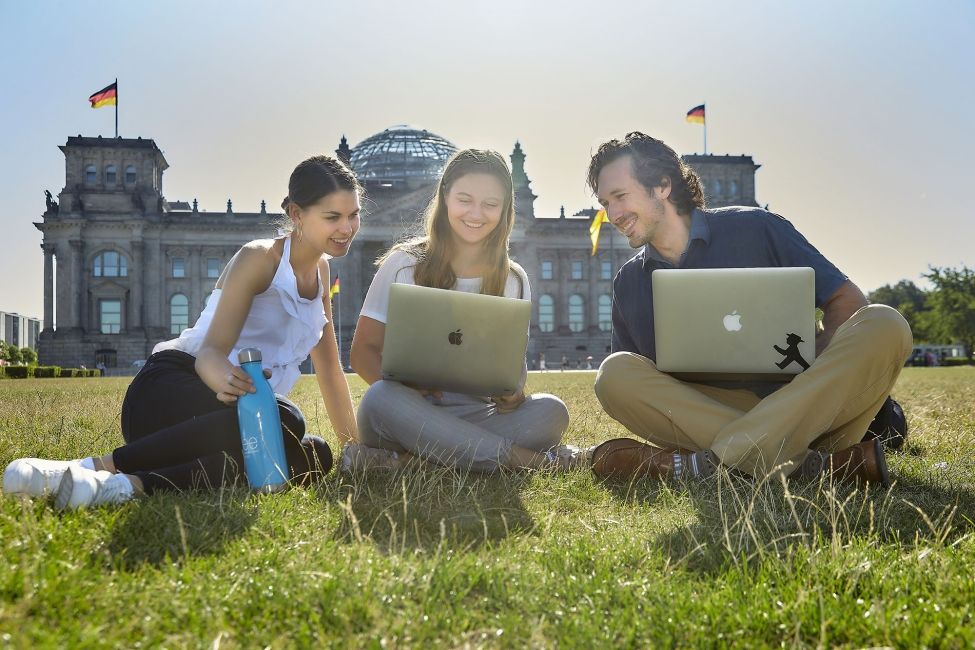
top-left (596, 155), bottom-right (668, 249)
top-left (292, 189), bottom-right (360, 257)
top-left (443, 172), bottom-right (506, 248)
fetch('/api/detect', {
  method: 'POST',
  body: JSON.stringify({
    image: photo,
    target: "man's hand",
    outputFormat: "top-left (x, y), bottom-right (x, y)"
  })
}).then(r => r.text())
top-left (492, 389), bottom-right (526, 413)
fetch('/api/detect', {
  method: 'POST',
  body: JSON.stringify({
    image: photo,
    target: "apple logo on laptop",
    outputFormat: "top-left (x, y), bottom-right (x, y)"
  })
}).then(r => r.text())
top-left (722, 310), bottom-right (743, 332)
top-left (448, 329), bottom-right (463, 345)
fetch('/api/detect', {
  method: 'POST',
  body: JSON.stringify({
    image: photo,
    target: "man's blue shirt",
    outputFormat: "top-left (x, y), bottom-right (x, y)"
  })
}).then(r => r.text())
top-left (611, 206), bottom-right (848, 361)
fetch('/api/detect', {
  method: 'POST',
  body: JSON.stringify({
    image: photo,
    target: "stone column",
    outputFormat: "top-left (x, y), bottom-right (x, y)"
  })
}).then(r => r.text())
top-left (129, 240), bottom-right (144, 329)
top-left (69, 239), bottom-right (84, 330)
top-left (189, 246), bottom-right (202, 322)
top-left (557, 248), bottom-right (568, 329)
top-left (42, 244), bottom-right (54, 331)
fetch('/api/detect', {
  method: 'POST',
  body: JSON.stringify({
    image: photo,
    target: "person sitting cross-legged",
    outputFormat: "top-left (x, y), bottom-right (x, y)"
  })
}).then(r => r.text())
top-left (587, 132), bottom-right (912, 485)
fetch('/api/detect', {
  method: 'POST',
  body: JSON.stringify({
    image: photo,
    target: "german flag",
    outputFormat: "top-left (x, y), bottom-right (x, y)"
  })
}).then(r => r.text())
top-left (88, 82), bottom-right (117, 109)
top-left (686, 104), bottom-right (705, 124)
top-left (329, 276), bottom-right (340, 298)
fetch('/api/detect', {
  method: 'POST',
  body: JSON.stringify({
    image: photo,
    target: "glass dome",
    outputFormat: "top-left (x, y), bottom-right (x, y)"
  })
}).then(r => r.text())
top-left (349, 125), bottom-right (457, 188)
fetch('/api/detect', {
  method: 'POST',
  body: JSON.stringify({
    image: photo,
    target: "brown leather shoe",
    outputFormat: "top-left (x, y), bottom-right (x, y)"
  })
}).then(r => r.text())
top-left (796, 439), bottom-right (890, 487)
top-left (828, 438), bottom-right (890, 487)
top-left (590, 438), bottom-right (716, 480)
top-left (591, 438), bottom-right (676, 479)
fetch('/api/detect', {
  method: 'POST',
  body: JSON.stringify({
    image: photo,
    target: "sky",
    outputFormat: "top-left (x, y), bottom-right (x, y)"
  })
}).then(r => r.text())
top-left (1, 0), bottom-right (973, 319)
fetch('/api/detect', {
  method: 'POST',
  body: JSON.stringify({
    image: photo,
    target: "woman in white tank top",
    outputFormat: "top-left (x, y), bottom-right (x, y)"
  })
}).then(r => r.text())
top-left (4, 156), bottom-right (362, 509)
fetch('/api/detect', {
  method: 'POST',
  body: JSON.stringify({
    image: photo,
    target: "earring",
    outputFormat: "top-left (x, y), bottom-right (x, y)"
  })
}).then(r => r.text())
top-left (294, 222), bottom-right (303, 242)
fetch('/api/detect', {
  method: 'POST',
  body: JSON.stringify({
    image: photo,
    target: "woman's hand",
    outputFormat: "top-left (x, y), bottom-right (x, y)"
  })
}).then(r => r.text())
top-left (214, 366), bottom-right (255, 404)
top-left (213, 367), bottom-right (272, 405)
top-left (492, 388), bottom-right (526, 413)
top-left (404, 382), bottom-right (444, 400)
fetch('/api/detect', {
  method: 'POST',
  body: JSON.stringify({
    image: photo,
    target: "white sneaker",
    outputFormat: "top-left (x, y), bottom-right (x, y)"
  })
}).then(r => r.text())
top-left (340, 443), bottom-right (403, 473)
top-left (3, 458), bottom-right (82, 497)
top-left (55, 466), bottom-right (135, 511)
top-left (546, 445), bottom-right (595, 470)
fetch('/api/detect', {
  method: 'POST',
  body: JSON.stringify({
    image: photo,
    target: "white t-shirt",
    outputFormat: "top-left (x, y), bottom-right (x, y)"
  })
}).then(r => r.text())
top-left (360, 250), bottom-right (532, 324)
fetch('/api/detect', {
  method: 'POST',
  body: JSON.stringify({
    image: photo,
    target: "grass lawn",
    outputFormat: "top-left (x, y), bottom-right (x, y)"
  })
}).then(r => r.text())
top-left (1, 368), bottom-right (973, 648)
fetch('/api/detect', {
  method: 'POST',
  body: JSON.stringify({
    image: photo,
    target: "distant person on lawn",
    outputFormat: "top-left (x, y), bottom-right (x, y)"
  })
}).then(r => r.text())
top-left (588, 132), bottom-right (912, 484)
top-left (4, 155), bottom-right (362, 509)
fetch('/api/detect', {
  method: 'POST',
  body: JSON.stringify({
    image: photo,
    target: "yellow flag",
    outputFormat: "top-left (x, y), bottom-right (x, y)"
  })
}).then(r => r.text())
top-left (589, 209), bottom-right (608, 256)
top-left (329, 276), bottom-right (340, 298)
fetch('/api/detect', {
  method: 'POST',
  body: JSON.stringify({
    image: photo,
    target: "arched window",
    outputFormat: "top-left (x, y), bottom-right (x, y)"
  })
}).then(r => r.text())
top-left (105, 165), bottom-right (117, 185)
top-left (538, 294), bottom-right (555, 333)
top-left (170, 294), bottom-right (189, 334)
top-left (568, 294), bottom-right (585, 333)
top-left (93, 251), bottom-right (128, 277)
top-left (730, 180), bottom-right (739, 198)
top-left (85, 165), bottom-right (97, 185)
top-left (598, 294), bottom-right (612, 332)
top-left (125, 165), bottom-right (137, 184)
top-left (203, 292), bottom-right (212, 309)
top-left (713, 179), bottom-right (722, 197)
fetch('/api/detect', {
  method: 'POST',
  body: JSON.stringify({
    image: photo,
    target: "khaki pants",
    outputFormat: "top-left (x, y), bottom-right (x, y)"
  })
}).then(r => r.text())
top-left (594, 305), bottom-right (913, 479)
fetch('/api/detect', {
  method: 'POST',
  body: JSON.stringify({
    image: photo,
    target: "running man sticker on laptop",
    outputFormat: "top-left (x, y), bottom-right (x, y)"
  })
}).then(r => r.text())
top-left (773, 333), bottom-right (810, 371)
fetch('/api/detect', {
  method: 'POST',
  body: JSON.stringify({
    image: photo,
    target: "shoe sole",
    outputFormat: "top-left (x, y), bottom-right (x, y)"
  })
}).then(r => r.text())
top-left (873, 438), bottom-right (891, 488)
top-left (54, 466), bottom-right (79, 511)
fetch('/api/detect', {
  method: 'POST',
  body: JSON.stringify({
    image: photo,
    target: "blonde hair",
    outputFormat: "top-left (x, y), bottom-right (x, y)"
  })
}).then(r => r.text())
top-left (379, 149), bottom-right (516, 297)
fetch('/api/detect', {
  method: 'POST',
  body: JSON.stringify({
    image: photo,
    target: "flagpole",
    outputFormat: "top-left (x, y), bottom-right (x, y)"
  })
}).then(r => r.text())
top-left (115, 78), bottom-right (118, 138)
top-left (703, 101), bottom-right (707, 155)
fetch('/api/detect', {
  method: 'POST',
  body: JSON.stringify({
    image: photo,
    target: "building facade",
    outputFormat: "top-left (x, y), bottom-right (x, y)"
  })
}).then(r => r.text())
top-left (36, 127), bottom-right (760, 369)
top-left (0, 311), bottom-right (41, 350)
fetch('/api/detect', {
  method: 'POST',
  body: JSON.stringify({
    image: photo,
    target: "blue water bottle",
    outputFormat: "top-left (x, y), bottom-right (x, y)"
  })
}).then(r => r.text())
top-left (236, 348), bottom-right (289, 493)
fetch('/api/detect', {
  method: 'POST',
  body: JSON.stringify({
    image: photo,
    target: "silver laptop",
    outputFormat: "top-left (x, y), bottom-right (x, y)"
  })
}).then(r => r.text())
top-left (382, 284), bottom-right (530, 396)
top-left (653, 267), bottom-right (816, 380)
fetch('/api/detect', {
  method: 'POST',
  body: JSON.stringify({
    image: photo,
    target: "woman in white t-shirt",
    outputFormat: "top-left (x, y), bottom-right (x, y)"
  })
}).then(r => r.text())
top-left (4, 156), bottom-right (361, 508)
top-left (348, 149), bottom-right (582, 472)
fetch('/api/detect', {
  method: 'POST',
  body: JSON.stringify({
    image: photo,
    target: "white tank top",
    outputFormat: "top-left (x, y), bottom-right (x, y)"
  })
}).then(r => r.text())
top-left (153, 236), bottom-right (327, 395)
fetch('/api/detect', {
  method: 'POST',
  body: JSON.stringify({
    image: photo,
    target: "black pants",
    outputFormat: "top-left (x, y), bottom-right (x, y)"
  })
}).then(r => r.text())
top-left (115, 350), bottom-right (333, 494)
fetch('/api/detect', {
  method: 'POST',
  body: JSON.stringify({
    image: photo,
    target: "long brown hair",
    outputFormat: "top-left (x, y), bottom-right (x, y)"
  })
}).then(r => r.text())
top-left (380, 149), bottom-right (516, 297)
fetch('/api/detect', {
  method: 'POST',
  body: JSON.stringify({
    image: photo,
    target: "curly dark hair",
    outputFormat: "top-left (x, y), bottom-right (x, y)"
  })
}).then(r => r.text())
top-left (587, 132), bottom-right (705, 215)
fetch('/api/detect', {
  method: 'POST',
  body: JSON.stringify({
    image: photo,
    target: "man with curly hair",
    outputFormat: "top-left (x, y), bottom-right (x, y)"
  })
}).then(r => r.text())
top-left (588, 132), bottom-right (911, 484)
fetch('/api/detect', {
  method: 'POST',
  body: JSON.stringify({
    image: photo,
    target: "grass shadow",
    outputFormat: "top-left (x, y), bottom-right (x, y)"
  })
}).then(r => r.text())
top-left (659, 471), bottom-right (975, 572)
top-left (103, 488), bottom-right (258, 570)
top-left (323, 464), bottom-right (537, 553)
top-left (616, 469), bottom-right (975, 574)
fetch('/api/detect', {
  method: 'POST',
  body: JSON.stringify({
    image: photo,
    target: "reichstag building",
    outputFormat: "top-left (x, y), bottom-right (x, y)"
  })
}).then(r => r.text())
top-left (35, 125), bottom-right (760, 370)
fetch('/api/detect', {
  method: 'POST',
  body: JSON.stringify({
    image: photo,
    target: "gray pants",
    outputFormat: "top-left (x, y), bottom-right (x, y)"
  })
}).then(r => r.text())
top-left (357, 380), bottom-right (570, 471)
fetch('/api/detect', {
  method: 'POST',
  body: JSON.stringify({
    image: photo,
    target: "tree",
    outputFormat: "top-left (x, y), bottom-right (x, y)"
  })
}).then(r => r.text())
top-left (1, 342), bottom-right (23, 365)
top-left (868, 279), bottom-right (930, 341)
top-left (20, 347), bottom-right (38, 366)
top-left (923, 265), bottom-right (975, 354)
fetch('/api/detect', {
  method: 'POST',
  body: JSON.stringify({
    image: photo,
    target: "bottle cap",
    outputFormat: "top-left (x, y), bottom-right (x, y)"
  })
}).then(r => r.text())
top-left (238, 348), bottom-right (262, 364)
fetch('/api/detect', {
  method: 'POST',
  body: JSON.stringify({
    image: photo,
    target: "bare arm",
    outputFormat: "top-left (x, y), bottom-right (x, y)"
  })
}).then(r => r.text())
top-left (195, 243), bottom-right (277, 404)
top-left (308, 258), bottom-right (357, 444)
top-left (350, 313), bottom-right (444, 399)
top-left (817, 280), bottom-right (868, 354)
top-left (350, 315), bottom-right (385, 385)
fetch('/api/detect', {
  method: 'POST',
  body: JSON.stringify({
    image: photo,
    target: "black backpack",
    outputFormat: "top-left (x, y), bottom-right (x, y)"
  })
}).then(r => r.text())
top-left (862, 396), bottom-right (908, 451)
